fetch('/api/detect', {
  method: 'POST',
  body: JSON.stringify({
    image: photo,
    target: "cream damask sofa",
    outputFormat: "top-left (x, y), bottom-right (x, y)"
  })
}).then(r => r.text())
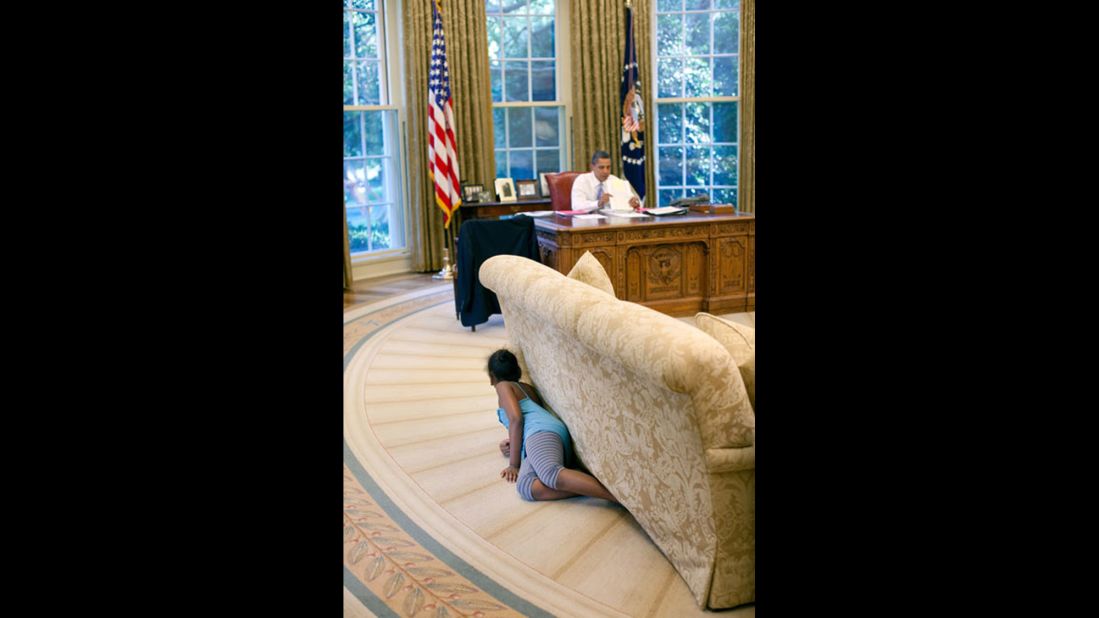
top-left (479, 253), bottom-right (755, 609)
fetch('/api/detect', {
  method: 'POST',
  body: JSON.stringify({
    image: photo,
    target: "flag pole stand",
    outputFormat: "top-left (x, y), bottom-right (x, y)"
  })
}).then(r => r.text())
top-left (432, 223), bottom-right (456, 280)
top-left (431, 246), bottom-right (455, 280)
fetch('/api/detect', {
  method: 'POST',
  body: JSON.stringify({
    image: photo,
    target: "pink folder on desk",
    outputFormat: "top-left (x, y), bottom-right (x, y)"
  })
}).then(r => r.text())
top-left (555, 210), bottom-right (591, 216)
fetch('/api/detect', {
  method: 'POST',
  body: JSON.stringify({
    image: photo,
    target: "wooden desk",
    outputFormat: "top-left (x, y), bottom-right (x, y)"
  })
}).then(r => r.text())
top-left (460, 198), bottom-right (550, 220)
top-left (534, 212), bottom-right (755, 316)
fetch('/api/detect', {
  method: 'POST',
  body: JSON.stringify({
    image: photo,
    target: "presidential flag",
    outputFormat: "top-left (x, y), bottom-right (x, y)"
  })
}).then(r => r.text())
top-left (620, 4), bottom-right (645, 202)
top-left (428, 0), bottom-right (461, 228)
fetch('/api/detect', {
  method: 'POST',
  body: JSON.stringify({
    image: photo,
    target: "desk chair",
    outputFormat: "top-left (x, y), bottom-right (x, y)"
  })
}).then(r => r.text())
top-left (545, 171), bottom-right (584, 211)
top-left (454, 216), bottom-right (540, 331)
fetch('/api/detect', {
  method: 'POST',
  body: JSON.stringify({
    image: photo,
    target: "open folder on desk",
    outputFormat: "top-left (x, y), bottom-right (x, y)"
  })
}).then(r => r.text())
top-left (555, 210), bottom-right (591, 216)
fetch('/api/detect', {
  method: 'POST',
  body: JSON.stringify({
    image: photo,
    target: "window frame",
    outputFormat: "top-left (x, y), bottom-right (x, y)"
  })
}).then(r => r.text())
top-left (344, 0), bottom-right (410, 262)
top-left (487, 0), bottom-right (572, 183)
top-left (651, 0), bottom-right (741, 207)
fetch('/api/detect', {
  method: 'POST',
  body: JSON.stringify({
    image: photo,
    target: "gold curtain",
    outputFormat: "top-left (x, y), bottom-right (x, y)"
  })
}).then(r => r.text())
top-left (403, 0), bottom-right (495, 272)
top-left (569, 0), bottom-right (656, 203)
top-left (343, 201), bottom-right (354, 289)
top-left (739, 0), bottom-right (755, 214)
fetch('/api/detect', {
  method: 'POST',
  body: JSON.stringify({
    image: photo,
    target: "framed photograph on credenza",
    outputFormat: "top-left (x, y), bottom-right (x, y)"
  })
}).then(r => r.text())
top-left (494, 177), bottom-right (516, 202)
top-left (461, 183), bottom-right (484, 203)
top-left (516, 179), bottom-right (539, 199)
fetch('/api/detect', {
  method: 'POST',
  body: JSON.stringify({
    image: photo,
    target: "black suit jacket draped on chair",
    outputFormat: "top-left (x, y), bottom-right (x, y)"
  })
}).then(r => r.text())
top-left (455, 217), bottom-right (541, 330)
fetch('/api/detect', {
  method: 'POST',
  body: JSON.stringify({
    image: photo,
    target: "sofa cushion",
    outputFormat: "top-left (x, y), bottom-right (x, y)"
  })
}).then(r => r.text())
top-left (566, 251), bottom-right (615, 296)
top-left (695, 312), bottom-right (755, 410)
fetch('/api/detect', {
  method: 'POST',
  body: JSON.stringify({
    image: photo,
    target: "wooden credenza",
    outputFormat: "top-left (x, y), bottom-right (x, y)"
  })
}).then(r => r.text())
top-left (534, 212), bottom-right (754, 316)
top-left (460, 198), bottom-right (551, 220)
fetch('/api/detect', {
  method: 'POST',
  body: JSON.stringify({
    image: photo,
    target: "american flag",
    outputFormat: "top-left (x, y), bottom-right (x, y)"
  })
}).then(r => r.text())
top-left (428, 0), bottom-right (461, 228)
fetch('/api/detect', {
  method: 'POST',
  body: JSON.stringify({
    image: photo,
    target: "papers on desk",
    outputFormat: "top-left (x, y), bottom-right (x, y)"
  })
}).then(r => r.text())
top-left (643, 206), bottom-right (689, 216)
top-left (573, 213), bottom-right (606, 220)
top-left (515, 210), bottom-right (555, 217)
top-left (603, 210), bottom-right (649, 218)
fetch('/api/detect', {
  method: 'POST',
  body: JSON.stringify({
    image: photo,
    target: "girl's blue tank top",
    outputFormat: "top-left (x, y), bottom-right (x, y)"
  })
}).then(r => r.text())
top-left (496, 382), bottom-right (572, 462)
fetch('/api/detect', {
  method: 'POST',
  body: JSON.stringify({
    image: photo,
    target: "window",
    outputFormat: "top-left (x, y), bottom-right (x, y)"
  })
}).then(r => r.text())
top-left (487, 0), bottom-right (566, 183)
top-left (344, 0), bottom-right (405, 255)
top-left (654, 0), bottom-right (740, 207)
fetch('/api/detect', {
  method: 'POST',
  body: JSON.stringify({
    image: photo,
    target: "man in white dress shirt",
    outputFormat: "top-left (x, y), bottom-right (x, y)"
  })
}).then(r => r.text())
top-left (570, 150), bottom-right (642, 212)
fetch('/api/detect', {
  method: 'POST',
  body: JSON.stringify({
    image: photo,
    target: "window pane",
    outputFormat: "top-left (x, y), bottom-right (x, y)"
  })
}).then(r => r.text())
top-left (685, 187), bottom-right (709, 198)
top-left (657, 0), bottom-right (682, 11)
top-left (685, 147), bottom-right (711, 186)
top-left (485, 0), bottom-right (501, 13)
top-left (494, 108), bottom-right (506, 148)
top-left (347, 204), bottom-right (370, 253)
top-left (495, 152), bottom-right (508, 178)
top-left (658, 14), bottom-right (683, 53)
top-left (685, 13), bottom-right (710, 55)
top-left (530, 16), bottom-right (554, 57)
top-left (713, 56), bottom-right (738, 96)
top-left (508, 107), bottom-right (533, 147)
top-left (505, 61), bottom-right (529, 101)
top-left (659, 146), bottom-right (684, 185)
top-left (685, 102), bottom-right (711, 144)
top-left (534, 106), bottom-right (559, 147)
top-left (659, 188), bottom-right (683, 207)
top-left (345, 160), bottom-right (367, 206)
top-left (357, 60), bottom-right (380, 105)
top-left (713, 145), bottom-right (737, 185)
top-left (713, 102), bottom-right (738, 143)
top-left (344, 112), bottom-right (362, 157)
top-left (344, 12), bottom-right (351, 57)
top-left (368, 205), bottom-right (390, 250)
top-left (365, 158), bottom-right (386, 203)
top-left (714, 0), bottom-right (739, 9)
top-left (344, 61), bottom-right (355, 106)
top-left (503, 16), bottom-right (529, 58)
top-left (529, 0), bottom-right (553, 14)
top-left (536, 149), bottom-right (560, 175)
top-left (509, 149), bottom-right (534, 181)
top-left (713, 11), bottom-right (739, 54)
top-left (658, 103), bottom-right (682, 145)
top-left (353, 11), bottom-right (378, 58)
top-left (349, 0), bottom-right (375, 9)
top-left (502, 0), bottom-right (525, 15)
top-left (683, 57), bottom-right (711, 97)
top-left (530, 60), bottom-right (555, 101)
top-left (712, 187), bottom-right (737, 206)
top-left (658, 57), bottom-right (683, 98)
top-left (685, 0), bottom-right (711, 9)
top-left (487, 17), bottom-right (502, 60)
top-left (363, 111), bottom-right (384, 156)
top-left (490, 60), bottom-right (502, 102)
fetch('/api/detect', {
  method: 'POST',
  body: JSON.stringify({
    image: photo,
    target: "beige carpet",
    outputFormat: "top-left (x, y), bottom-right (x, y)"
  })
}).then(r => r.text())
top-left (344, 284), bottom-right (755, 617)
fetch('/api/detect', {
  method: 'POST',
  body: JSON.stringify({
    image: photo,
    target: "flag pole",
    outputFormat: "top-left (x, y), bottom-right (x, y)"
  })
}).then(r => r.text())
top-left (429, 0), bottom-right (459, 281)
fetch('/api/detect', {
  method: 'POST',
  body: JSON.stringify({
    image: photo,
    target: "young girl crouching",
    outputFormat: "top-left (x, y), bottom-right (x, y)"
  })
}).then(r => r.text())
top-left (488, 349), bottom-right (618, 503)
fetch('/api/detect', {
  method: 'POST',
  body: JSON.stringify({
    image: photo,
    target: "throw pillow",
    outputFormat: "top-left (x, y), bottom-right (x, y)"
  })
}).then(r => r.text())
top-left (695, 312), bottom-right (755, 410)
top-left (566, 251), bottom-right (615, 296)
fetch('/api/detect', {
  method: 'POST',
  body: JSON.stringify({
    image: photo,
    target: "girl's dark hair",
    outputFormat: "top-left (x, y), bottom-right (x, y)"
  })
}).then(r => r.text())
top-left (487, 349), bottom-right (521, 382)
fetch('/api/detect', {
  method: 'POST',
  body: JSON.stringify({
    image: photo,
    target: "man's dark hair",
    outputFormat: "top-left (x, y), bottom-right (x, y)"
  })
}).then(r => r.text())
top-left (487, 349), bottom-right (522, 382)
top-left (591, 150), bottom-right (612, 166)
